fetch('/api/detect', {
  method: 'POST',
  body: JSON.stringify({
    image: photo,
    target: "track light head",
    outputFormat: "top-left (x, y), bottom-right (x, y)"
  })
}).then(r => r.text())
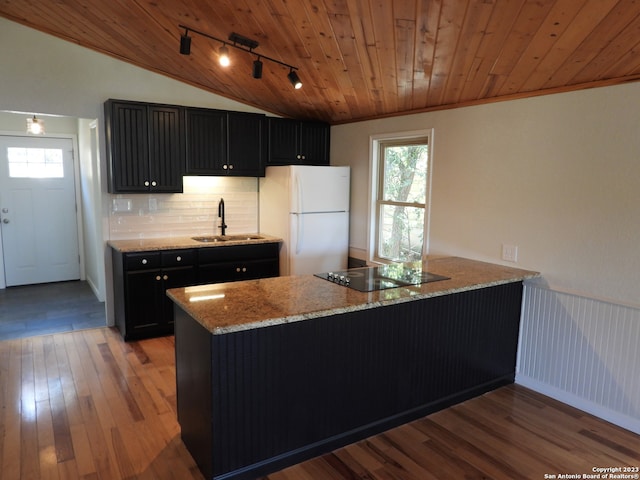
top-left (288, 70), bottom-right (302, 89)
top-left (252, 58), bottom-right (263, 79)
top-left (180, 32), bottom-right (191, 55)
top-left (219, 44), bottom-right (230, 66)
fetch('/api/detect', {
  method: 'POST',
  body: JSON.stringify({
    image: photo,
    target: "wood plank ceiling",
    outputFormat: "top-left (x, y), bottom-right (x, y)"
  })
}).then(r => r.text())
top-left (1, 0), bottom-right (640, 124)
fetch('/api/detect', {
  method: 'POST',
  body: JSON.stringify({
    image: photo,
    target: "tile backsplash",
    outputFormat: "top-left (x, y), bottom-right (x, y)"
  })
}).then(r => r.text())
top-left (108, 176), bottom-right (259, 240)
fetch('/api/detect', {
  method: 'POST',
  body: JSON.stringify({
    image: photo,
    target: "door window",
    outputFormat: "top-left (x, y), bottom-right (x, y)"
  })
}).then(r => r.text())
top-left (8, 147), bottom-right (64, 178)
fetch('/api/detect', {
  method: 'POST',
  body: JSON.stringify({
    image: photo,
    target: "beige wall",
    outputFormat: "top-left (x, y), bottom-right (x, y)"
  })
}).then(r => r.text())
top-left (331, 83), bottom-right (640, 307)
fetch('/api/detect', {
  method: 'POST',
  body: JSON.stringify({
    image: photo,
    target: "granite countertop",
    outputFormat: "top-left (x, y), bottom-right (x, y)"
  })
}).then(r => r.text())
top-left (108, 234), bottom-right (282, 252)
top-left (167, 256), bottom-right (539, 335)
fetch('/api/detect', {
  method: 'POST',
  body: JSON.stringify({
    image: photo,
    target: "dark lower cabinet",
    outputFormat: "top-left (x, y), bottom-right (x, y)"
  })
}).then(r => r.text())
top-left (112, 249), bottom-right (196, 340)
top-left (197, 243), bottom-right (279, 284)
top-left (111, 243), bottom-right (280, 341)
top-left (175, 281), bottom-right (524, 480)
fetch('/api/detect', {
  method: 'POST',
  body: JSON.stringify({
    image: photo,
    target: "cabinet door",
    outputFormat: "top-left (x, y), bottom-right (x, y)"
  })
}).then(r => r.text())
top-left (106, 100), bottom-right (184, 193)
top-left (227, 112), bottom-right (265, 176)
top-left (300, 122), bottom-right (330, 165)
top-left (267, 118), bottom-right (300, 165)
top-left (186, 108), bottom-right (227, 174)
top-left (148, 105), bottom-right (185, 192)
top-left (125, 269), bottom-right (165, 334)
top-left (161, 265), bottom-right (196, 325)
top-left (107, 101), bottom-right (149, 193)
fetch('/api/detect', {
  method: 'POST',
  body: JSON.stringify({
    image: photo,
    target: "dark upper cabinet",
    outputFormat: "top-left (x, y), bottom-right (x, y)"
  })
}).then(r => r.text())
top-left (185, 108), bottom-right (227, 174)
top-left (186, 109), bottom-right (265, 176)
top-left (105, 99), bottom-right (185, 193)
top-left (227, 112), bottom-right (266, 176)
top-left (267, 118), bottom-right (330, 166)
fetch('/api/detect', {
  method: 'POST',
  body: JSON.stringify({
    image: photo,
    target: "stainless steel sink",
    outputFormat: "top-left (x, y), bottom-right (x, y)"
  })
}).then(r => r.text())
top-left (191, 234), bottom-right (264, 243)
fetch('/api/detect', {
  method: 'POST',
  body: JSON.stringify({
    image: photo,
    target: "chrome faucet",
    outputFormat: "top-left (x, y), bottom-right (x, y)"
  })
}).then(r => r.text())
top-left (218, 198), bottom-right (227, 235)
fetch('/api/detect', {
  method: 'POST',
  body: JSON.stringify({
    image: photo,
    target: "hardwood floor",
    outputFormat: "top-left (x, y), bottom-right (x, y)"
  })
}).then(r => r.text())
top-left (0, 327), bottom-right (638, 480)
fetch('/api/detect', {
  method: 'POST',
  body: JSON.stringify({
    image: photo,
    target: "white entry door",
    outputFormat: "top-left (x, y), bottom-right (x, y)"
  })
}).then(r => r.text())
top-left (0, 136), bottom-right (80, 286)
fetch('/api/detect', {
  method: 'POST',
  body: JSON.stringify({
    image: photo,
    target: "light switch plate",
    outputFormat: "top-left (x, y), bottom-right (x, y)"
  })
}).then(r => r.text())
top-left (502, 244), bottom-right (518, 262)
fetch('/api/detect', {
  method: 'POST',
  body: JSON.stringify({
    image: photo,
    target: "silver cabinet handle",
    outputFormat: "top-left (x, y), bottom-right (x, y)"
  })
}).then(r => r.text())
top-left (2, 218), bottom-right (8, 224)
top-left (155, 275), bottom-right (161, 281)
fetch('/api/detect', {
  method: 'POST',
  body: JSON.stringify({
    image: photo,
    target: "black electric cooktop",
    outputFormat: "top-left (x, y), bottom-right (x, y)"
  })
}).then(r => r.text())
top-left (315, 263), bottom-right (450, 292)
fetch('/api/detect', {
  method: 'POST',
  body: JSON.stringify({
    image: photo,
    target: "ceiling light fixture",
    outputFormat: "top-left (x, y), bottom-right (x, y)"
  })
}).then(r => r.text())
top-left (178, 25), bottom-right (302, 89)
top-left (288, 69), bottom-right (303, 89)
top-left (252, 57), bottom-right (263, 79)
top-left (179, 31), bottom-right (191, 55)
top-left (27, 115), bottom-right (45, 135)
top-left (218, 44), bottom-right (230, 67)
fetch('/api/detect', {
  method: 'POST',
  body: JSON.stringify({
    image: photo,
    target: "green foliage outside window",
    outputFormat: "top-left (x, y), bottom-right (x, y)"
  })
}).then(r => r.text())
top-left (378, 143), bottom-right (428, 261)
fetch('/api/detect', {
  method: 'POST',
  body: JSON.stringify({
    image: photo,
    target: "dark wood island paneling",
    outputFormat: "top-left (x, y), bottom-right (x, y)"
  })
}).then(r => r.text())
top-left (174, 278), bottom-right (525, 480)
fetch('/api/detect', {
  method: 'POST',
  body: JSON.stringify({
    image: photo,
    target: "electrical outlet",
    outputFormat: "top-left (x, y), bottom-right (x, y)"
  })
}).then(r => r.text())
top-left (502, 244), bottom-right (518, 262)
top-left (112, 198), bottom-right (132, 212)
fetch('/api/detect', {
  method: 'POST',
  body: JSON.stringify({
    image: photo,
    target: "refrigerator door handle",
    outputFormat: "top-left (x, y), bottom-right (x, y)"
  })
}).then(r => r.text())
top-left (294, 173), bottom-right (303, 213)
top-left (295, 213), bottom-right (303, 254)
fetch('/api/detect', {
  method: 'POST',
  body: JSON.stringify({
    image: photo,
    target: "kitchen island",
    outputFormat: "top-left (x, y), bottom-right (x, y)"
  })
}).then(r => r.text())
top-left (167, 256), bottom-right (538, 480)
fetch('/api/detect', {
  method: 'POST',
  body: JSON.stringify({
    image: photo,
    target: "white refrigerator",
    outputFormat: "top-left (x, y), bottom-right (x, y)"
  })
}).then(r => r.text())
top-left (259, 165), bottom-right (350, 276)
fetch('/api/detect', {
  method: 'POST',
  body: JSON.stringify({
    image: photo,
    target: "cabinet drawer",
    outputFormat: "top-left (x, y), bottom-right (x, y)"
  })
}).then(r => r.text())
top-left (198, 258), bottom-right (279, 284)
top-left (124, 252), bottom-right (161, 270)
top-left (162, 249), bottom-right (196, 267)
top-left (198, 243), bottom-right (279, 263)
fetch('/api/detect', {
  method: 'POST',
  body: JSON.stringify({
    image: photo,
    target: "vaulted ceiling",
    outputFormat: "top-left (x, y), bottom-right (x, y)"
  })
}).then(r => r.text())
top-left (2, 0), bottom-right (640, 124)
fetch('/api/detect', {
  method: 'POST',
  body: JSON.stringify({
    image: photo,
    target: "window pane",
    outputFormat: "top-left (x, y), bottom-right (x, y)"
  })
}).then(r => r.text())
top-left (382, 145), bottom-right (428, 204)
top-left (378, 204), bottom-right (424, 261)
top-left (8, 147), bottom-right (64, 178)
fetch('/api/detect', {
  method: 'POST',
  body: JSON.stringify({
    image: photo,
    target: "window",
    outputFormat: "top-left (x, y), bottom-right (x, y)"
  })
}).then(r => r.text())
top-left (7, 147), bottom-right (64, 178)
top-left (371, 132), bottom-right (431, 263)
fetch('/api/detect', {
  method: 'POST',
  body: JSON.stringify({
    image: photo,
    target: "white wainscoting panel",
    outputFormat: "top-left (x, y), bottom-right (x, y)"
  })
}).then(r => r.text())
top-left (517, 283), bottom-right (640, 434)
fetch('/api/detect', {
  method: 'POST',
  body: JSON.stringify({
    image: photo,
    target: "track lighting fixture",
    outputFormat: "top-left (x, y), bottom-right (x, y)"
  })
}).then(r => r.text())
top-left (252, 58), bottom-right (263, 79)
top-left (178, 25), bottom-right (302, 88)
top-left (288, 69), bottom-right (302, 89)
top-left (218, 44), bottom-right (230, 67)
top-left (179, 32), bottom-right (191, 55)
top-left (27, 115), bottom-right (45, 135)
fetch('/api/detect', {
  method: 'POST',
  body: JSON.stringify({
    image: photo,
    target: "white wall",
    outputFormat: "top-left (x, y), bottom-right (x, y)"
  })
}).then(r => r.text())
top-left (0, 17), bottom-right (270, 321)
top-left (0, 18), bottom-right (268, 120)
top-left (331, 84), bottom-right (640, 308)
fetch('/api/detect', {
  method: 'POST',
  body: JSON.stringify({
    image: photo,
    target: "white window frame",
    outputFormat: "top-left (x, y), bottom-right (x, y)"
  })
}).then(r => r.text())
top-left (367, 129), bottom-right (434, 265)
